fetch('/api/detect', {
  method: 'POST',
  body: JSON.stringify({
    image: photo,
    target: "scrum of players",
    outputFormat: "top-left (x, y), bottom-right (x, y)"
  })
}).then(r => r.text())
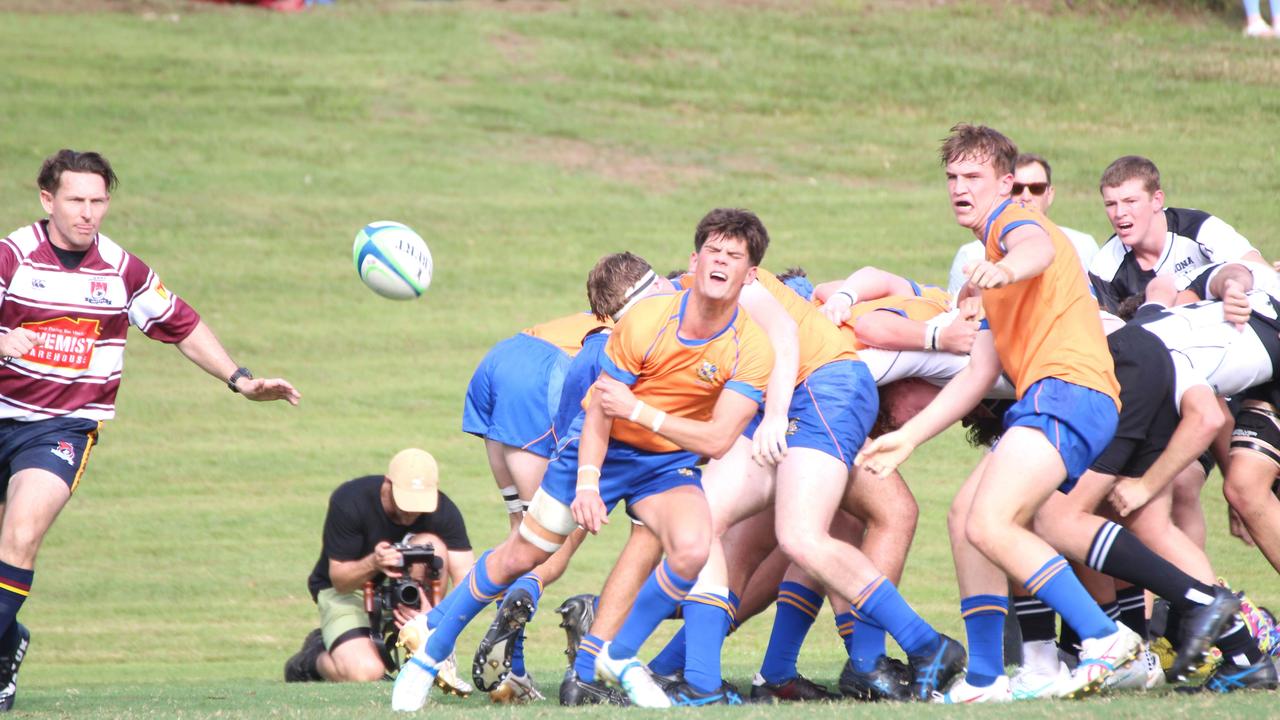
top-left (390, 123), bottom-right (1280, 710)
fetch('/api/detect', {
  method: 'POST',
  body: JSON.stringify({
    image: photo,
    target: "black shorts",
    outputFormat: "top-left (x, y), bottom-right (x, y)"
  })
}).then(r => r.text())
top-left (0, 417), bottom-right (101, 495)
top-left (1090, 325), bottom-right (1178, 477)
top-left (1230, 400), bottom-right (1280, 470)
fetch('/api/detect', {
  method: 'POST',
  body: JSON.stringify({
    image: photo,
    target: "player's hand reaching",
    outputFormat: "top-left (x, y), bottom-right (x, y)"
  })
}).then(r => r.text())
top-left (937, 316), bottom-right (980, 355)
top-left (751, 413), bottom-right (789, 466)
top-left (571, 490), bottom-right (609, 534)
top-left (0, 328), bottom-right (39, 361)
top-left (856, 431), bottom-right (917, 477)
top-left (593, 375), bottom-right (637, 420)
top-left (1221, 278), bottom-right (1251, 329)
top-left (819, 293), bottom-right (854, 326)
top-left (964, 260), bottom-right (1016, 290)
top-left (238, 377), bottom-right (302, 406)
top-left (1108, 477), bottom-right (1155, 517)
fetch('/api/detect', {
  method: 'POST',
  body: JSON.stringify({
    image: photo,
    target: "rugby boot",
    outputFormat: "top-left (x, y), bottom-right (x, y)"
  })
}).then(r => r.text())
top-left (839, 654), bottom-right (912, 701)
top-left (749, 672), bottom-right (839, 702)
top-left (283, 628), bottom-right (324, 683)
top-left (559, 668), bottom-right (630, 706)
top-left (667, 680), bottom-right (744, 706)
top-left (1175, 656), bottom-right (1280, 694)
top-left (933, 674), bottom-right (1012, 704)
top-left (434, 653), bottom-right (474, 697)
top-left (650, 669), bottom-right (683, 693)
top-left (489, 671), bottom-right (544, 704)
top-left (1061, 622), bottom-right (1143, 699)
top-left (1171, 587), bottom-right (1241, 682)
top-left (556, 594), bottom-right (596, 666)
top-left (472, 587), bottom-right (535, 691)
top-left (907, 634), bottom-right (967, 701)
top-left (595, 643), bottom-right (672, 708)
top-left (0, 624), bottom-right (30, 711)
top-left (1103, 648), bottom-right (1164, 691)
top-left (1010, 660), bottom-right (1071, 700)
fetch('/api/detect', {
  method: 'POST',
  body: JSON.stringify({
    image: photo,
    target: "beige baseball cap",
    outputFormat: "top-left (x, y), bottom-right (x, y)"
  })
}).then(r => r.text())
top-left (387, 448), bottom-right (439, 513)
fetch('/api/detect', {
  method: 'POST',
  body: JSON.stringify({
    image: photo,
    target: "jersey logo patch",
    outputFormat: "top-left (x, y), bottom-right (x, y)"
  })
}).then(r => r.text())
top-left (695, 361), bottom-right (719, 385)
top-left (20, 317), bottom-right (102, 370)
top-left (786, 418), bottom-right (799, 436)
top-left (677, 467), bottom-right (695, 477)
top-left (50, 441), bottom-right (75, 466)
top-left (86, 279), bottom-right (111, 305)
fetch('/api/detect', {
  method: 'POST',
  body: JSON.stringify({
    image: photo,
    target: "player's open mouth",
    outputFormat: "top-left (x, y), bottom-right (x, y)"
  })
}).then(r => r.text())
top-left (953, 200), bottom-right (972, 210)
top-left (709, 271), bottom-right (728, 281)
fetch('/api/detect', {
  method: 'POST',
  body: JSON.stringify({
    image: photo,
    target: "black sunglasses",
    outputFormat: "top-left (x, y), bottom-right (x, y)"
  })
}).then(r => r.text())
top-left (1012, 182), bottom-right (1049, 196)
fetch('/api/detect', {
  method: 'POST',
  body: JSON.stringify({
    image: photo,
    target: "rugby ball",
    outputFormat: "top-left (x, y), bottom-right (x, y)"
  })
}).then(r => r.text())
top-left (353, 221), bottom-right (433, 300)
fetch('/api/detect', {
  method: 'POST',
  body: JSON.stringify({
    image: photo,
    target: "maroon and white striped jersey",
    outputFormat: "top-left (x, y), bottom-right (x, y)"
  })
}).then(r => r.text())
top-left (0, 221), bottom-right (201, 422)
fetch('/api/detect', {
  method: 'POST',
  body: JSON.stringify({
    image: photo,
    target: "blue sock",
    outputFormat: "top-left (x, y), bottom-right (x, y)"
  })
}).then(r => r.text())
top-left (0, 561), bottom-right (31, 649)
top-left (504, 573), bottom-right (544, 676)
top-left (648, 626), bottom-right (686, 676)
top-left (855, 576), bottom-right (939, 659)
top-left (727, 591), bottom-right (741, 633)
top-left (834, 611), bottom-right (856, 656)
top-left (683, 591), bottom-right (734, 693)
top-left (758, 582), bottom-right (823, 684)
top-left (1024, 555), bottom-right (1115, 641)
top-left (961, 594), bottom-right (1008, 688)
top-left (425, 550), bottom-right (508, 661)
top-left (609, 560), bottom-right (696, 659)
top-left (848, 612), bottom-right (888, 672)
top-left (574, 633), bottom-right (605, 681)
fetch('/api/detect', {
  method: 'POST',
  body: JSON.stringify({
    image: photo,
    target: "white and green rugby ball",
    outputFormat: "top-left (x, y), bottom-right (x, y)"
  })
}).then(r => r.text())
top-left (353, 221), bottom-right (433, 300)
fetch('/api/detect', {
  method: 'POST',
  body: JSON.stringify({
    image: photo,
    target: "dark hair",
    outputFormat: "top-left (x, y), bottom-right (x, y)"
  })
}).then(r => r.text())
top-left (587, 252), bottom-right (655, 321)
top-left (775, 267), bottom-right (807, 283)
top-left (38, 149), bottom-right (118, 194)
top-left (1115, 293), bottom-right (1145, 322)
top-left (665, 269), bottom-right (687, 282)
top-left (1100, 155), bottom-right (1161, 194)
top-left (940, 123), bottom-right (1018, 177)
top-left (693, 208), bottom-right (769, 266)
top-left (1015, 153), bottom-right (1052, 185)
top-left (962, 399), bottom-right (1013, 448)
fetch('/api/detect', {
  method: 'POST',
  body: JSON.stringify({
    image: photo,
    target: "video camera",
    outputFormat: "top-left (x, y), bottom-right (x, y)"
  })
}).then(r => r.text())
top-left (373, 542), bottom-right (443, 613)
top-left (366, 542), bottom-right (445, 676)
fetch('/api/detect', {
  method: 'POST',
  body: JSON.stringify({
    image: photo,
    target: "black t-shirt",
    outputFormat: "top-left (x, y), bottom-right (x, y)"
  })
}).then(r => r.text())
top-left (306, 475), bottom-right (471, 601)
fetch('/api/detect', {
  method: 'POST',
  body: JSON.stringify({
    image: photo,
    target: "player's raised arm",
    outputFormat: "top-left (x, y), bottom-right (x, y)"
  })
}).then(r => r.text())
top-left (966, 222), bottom-right (1056, 289)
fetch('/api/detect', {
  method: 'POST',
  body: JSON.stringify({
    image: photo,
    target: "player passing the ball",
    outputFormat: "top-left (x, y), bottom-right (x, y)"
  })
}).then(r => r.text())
top-left (0, 149), bottom-right (300, 711)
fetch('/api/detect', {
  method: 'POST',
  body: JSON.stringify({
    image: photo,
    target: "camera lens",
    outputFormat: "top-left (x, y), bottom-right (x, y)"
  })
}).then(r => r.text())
top-left (395, 582), bottom-right (421, 608)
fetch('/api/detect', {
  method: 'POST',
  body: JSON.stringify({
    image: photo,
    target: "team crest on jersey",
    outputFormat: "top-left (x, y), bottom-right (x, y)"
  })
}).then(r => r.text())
top-left (695, 361), bottom-right (719, 385)
top-left (50, 441), bottom-right (75, 466)
top-left (154, 281), bottom-right (170, 300)
top-left (786, 418), bottom-right (799, 436)
top-left (85, 279), bottom-right (110, 305)
top-left (677, 467), bottom-right (695, 477)
top-left (19, 317), bottom-right (101, 370)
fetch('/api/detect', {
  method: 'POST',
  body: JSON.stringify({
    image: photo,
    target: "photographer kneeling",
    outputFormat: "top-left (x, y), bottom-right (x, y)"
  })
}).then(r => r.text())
top-left (286, 448), bottom-right (474, 687)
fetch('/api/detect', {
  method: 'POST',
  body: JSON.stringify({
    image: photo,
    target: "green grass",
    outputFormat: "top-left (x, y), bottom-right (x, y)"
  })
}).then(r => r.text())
top-left (0, 0), bottom-right (1277, 716)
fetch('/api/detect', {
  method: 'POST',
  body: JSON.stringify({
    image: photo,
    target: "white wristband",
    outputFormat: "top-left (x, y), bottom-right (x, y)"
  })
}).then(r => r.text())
top-left (651, 410), bottom-right (666, 433)
top-left (629, 401), bottom-right (646, 422)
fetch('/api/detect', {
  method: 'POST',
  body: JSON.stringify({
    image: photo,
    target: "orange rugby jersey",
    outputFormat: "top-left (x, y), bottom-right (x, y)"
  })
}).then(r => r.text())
top-left (523, 312), bottom-right (611, 357)
top-left (679, 270), bottom-right (857, 382)
top-left (839, 293), bottom-right (950, 351)
top-left (599, 290), bottom-right (774, 453)
top-left (980, 200), bottom-right (1120, 404)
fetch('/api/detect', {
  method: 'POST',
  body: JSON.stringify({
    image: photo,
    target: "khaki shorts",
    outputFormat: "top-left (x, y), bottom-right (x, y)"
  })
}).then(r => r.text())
top-left (317, 587), bottom-right (372, 650)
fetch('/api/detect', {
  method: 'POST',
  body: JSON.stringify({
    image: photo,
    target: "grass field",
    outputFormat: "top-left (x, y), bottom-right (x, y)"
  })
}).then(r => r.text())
top-left (0, 0), bottom-right (1278, 716)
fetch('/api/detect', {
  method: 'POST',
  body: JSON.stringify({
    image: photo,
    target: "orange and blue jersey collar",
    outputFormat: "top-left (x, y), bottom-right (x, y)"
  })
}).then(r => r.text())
top-left (675, 290), bottom-right (739, 347)
top-left (981, 198), bottom-right (1014, 244)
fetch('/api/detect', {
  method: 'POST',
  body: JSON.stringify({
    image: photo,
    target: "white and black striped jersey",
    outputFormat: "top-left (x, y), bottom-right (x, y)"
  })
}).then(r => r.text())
top-left (1134, 291), bottom-right (1280, 409)
top-left (1088, 208), bottom-right (1255, 315)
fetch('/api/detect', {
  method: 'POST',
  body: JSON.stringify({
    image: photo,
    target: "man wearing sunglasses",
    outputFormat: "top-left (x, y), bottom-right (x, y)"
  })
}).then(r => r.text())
top-left (948, 154), bottom-right (1098, 297)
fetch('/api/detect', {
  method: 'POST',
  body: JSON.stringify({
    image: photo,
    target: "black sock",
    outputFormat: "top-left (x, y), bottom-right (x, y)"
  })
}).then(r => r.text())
top-left (1014, 596), bottom-right (1057, 643)
top-left (1116, 586), bottom-right (1148, 639)
top-left (1166, 605), bottom-right (1184, 649)
top-left (1059, 622), bottom-right (1081, 656)
top-left (1086, 522), bottom-right (1217, 612)
top-left (1216, 619), bottom-right (1264, 667)
top-left (1102, 601), bottom-right (1120, 622)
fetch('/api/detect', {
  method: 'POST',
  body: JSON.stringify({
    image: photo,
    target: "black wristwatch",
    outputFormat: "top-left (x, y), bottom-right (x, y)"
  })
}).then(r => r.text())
top-left (227, 367), bottom-right (253, 393)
